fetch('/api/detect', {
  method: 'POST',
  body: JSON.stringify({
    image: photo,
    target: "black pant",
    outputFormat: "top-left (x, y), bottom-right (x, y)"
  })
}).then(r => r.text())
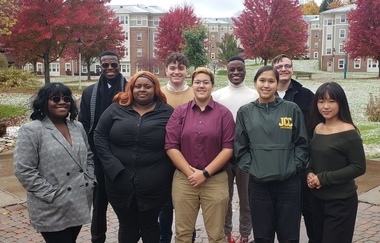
top-left (91, 158), bottom-right (109, 243)
top-left (112, 196), bottom-right (161, 243)
top-left (41, 226), bottom-right (82, 243)
top-left (312, 193), bottom-right (358, 243)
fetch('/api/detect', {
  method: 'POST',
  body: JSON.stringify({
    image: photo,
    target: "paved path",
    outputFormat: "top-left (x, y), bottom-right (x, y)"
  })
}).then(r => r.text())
top-left (1, 148), bottom-right (380, 242)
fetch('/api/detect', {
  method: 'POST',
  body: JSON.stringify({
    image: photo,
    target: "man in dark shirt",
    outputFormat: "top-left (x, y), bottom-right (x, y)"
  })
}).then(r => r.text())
top-left (272, 54), bottom-right (315, 243)
top-left (79, 51), bottom-right (127, 243)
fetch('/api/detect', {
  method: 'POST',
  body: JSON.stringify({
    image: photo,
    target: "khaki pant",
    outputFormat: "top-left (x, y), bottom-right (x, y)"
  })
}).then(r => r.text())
top-left (172, 169), bottom-right (229, 243)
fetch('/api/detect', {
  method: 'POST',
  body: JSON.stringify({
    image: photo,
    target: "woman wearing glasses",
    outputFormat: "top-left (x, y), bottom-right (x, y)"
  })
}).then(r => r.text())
top-left (165, 67), bottom-right (235, 242)
top-left (14, 83), bottom-right (96, 243)
top-left (94, 71), bottom-right (174, 242)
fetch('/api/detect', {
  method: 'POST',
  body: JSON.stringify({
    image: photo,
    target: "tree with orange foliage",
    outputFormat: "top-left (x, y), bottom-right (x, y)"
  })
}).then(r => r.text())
top-left (301, 1), bottom-right (320, 15)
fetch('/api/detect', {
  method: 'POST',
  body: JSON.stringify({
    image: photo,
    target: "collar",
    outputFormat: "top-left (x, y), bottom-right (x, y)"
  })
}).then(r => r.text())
top-left (166, 82), bottom-right (189, 92)
top-left (228, 81), bottom-right (246, 89)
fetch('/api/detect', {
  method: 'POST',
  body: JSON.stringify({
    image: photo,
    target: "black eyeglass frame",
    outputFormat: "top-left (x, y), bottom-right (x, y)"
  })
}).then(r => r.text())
top-left (101, 62), bottom-right (119, 69)
top-left (50, 96), bottom-right (71, 103)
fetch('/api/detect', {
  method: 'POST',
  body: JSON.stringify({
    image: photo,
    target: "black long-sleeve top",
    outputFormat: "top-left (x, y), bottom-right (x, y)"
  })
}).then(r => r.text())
top-left (94, 100), bottom-right (174, 210)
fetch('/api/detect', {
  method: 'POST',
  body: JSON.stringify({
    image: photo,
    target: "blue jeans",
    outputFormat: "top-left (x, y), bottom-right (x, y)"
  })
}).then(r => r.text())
top-left (248, 174), bottom-right (301, 243)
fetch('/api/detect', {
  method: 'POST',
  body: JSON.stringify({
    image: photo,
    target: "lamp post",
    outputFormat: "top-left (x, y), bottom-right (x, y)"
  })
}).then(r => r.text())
top-left (77, 38), bottom-right (83, 90)
top-left (332, 48), bottom-right (336, 78)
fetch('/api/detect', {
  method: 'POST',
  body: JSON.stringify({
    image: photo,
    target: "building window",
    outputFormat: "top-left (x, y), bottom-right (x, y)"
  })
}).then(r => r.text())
top-left (340, 14), bottom-right (346, 23)
top-left (327, 34), bottom-right (332, 40)
top-left (125, 48), bottom-right (129, 56)
top-left (125, 31), bottom-right (129, 40)
top-left (153, 64), bottom-right (159, 75)
top-left (211, 44), bottom-right (215, 49)
top-left (313, 52), bottom-right (318, 58)
top-left (326, 48), bottom-right (332, 55)
top-left (127, 64), bottom-right (130, 73)
top-left (137, 48), bottom-right (142, 57)
top-left (211, 34), bottom-right (215, 40)
top-left (339, 29), bottom-right (346, 38)
top-left (153, 17), bottom-right (159, 26)
top-left (65, 63), bottom-right (71, 72)
top-left (211, 53), bottom-right (215, 59)
top-left (121, 64), bottom-right (127, 73)
top-left (137, 32), bottom-right (142, 41)
top-left (153, 32), bottom-right (158, 42)
top-left (314, 42), bottom-right (318, 48)
top-left (315, 32), bottom-right (319, 38)
top-left (137, 16), bottom-right (142, 25)
top-left (354, 59), bottom-right (361, 69)
top-left (326, 19), bottom-right (333, 25)
top-left (136, 64), bottom-right (142, 72)
top-left (118, 16), bottom-right (125, 24)
top-left (338, 59), bottom-right (344, 69)
top-left (339, 44), bottom-right (344, 53)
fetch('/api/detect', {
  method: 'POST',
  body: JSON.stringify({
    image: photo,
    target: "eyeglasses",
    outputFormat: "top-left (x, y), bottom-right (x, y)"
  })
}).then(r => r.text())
top-left (101, 62), bottom-right (119, 69)
top-left (168, 65), bottom-right (186, 71)
top-left (274, 64), bottom-right (292, 70)
top-left (50, 96), bottom-right (71, 103)
top-left (193, 80), bottom-right (211, 86)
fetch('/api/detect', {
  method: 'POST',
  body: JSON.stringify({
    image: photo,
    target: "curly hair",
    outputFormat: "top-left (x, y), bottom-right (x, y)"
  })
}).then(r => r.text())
top-left (113, 71), bottom-right (167, 106)
top-left (30, 83), bottom-right (78, 121)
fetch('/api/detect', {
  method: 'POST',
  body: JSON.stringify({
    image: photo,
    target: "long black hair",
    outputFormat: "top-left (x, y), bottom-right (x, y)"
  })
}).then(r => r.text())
top-left (30, 83), bottom-right (78, 121)
top-left (308, 82), bottom-right (357, 131)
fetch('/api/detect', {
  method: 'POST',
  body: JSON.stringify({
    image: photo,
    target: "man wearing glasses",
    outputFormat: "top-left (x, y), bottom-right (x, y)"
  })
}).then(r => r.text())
top-left (159, 52), bottom-right (195, 243)
top-left (79, 51), bottom-right (127, 243)
top-left (272, 54), bottom-right (315, 243)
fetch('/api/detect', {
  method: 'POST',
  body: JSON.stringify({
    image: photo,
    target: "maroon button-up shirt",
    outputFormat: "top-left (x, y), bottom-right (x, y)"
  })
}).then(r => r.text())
top-left (165, 98), bottom-right (235, 169)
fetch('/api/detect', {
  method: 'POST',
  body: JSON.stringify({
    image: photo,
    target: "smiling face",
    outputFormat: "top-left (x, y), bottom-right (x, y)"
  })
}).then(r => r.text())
top-left (255, 70), bottom-right (278, 103)
top-left (165, 61), bottom-right (187, 88)
top-left (273, 57), bottom-right (293, 84)
top-left (192, 73), bottom-right (214, 103)
top-left (317, 93), bottom-right (339, 122)
top-left (132, 77), bottom-right (155, 106)
top-left (47, 94), bottom-right (71, 123)
top-left (100, 55), bottom-right (120, 80)
top-left (227, 60), bottom-right (246, 85)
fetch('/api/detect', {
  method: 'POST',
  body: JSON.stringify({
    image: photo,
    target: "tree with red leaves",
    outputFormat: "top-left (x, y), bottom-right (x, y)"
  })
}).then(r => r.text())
top-left (233, 0), bottom-right (308, 65)
top-left (0, 0), bottom-right (124, 83)
top-left (155, 4), bottom-right (199, 62)
top-left (346, 0), bottom-right (380, 77)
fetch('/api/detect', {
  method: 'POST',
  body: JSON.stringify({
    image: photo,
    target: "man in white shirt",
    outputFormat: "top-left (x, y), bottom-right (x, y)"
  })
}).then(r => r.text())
top-left (212, 56), bottom-right (258, 243)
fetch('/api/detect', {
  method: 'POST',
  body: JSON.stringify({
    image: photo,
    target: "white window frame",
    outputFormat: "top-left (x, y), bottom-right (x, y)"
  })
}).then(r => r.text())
top-left (137, 48), bottom-right (142, 57)
top-left (137, 32), bottom-right (142, 41)
top-left (338, 59), bottom-right (344, 69)
top-left (339, 29), bottom-right (346, 38)
top-left (313, 52), bottom-right (318, 58)
top-left (136, 16), bottom-right (142, 25)
top-left (354, 59), bottom-right (361, 69)
top-left (327, 34), bottom-right (332, 40)
top-left (326, 48), bottom-right (332, 55)
top-left (211, 53), bottom-right (215, 59)
top-left (340, 14), bottom-right (346, 23)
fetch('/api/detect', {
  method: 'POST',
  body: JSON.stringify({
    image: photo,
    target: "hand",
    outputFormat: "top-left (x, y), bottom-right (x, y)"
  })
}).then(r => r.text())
top-left (307, 172), bottom-right (321, 189)
top-left (188, 166), bottom-right (206, 188)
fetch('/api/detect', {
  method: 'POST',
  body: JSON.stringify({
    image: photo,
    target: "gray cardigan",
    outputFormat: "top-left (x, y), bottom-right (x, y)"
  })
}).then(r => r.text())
top-left (14, 117), bottom-right (96, 232)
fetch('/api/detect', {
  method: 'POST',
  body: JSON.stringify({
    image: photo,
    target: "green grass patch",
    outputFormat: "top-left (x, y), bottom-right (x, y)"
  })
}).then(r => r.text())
top-left (358, 124), bottom-right (380, 145)
top-left (0, 104), bottom-right (28, 119)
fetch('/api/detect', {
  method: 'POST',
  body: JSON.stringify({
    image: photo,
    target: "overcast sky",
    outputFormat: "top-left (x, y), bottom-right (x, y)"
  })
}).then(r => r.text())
top-left (109, 0), bottom-right (323, 18)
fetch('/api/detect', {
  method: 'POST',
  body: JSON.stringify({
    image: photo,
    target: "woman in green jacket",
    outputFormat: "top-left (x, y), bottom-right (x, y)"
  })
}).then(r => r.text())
top-left (235, 65), bottom-right (309, 243)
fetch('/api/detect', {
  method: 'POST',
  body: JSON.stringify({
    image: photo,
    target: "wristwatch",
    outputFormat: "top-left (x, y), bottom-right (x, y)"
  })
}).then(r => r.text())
top-left (202, 169), bottom-right (210, 178)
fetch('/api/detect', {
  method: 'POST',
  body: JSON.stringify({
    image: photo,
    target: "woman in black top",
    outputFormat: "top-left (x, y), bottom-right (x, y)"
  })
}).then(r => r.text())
top-left (94, 71), bottom-right (174, 242)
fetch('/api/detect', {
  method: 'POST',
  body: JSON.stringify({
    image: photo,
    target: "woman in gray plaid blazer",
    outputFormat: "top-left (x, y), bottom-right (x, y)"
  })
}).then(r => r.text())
top-left (14, 83), bottom-right (96, 243)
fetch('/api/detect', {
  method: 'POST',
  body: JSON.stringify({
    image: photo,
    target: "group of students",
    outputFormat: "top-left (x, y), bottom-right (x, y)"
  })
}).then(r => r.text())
top-left (13, 51), bottom-right (366, 243)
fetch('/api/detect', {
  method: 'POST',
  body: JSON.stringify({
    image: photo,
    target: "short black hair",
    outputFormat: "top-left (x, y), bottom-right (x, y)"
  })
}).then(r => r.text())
top-left (227, 56), bottom-right (245, 64)
top-left (99, 51), bottom-right (120, 61)
top-left (30, 83), bottom-right (78, 121)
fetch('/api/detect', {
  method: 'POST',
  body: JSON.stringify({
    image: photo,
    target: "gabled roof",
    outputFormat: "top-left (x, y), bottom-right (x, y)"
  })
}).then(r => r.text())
top-left (110, 5), bottom-right (167, 15)
top-left (320, 4), bottom-right (356, 15)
